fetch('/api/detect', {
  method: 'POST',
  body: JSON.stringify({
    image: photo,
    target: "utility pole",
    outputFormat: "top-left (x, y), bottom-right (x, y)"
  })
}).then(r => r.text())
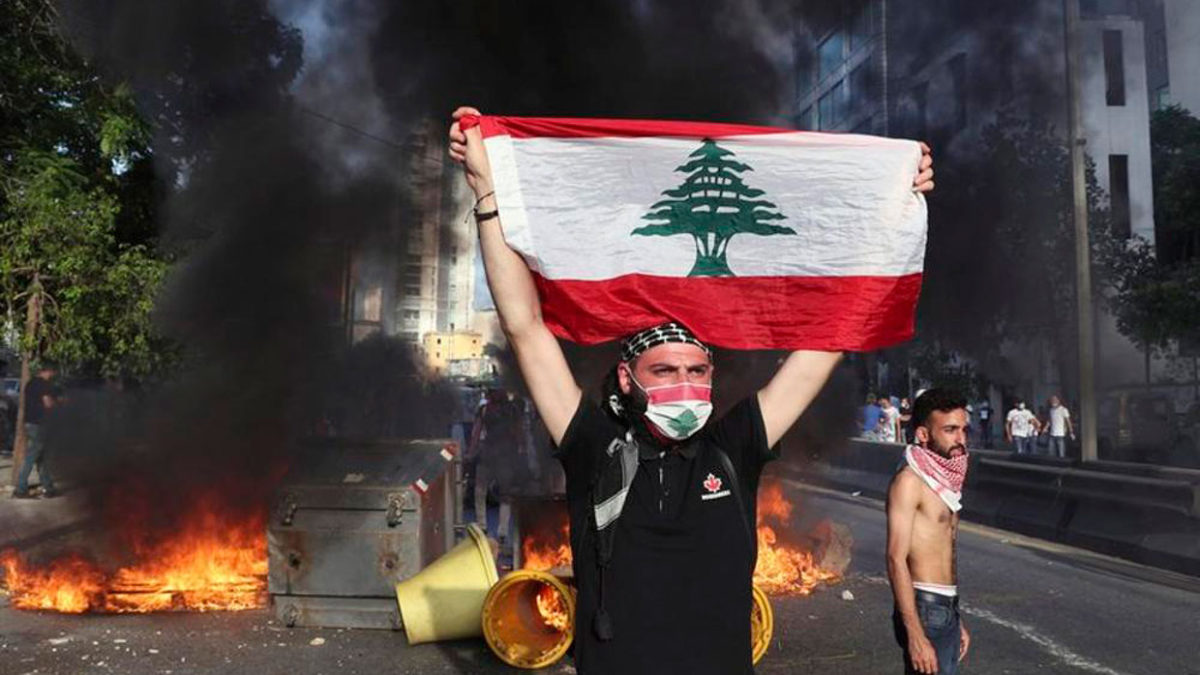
top-left (1063, 0), bottom-right (1099, 462)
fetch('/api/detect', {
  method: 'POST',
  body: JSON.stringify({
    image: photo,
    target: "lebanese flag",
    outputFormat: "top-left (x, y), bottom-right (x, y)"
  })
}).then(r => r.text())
top-left (462, 114), bottom-right (927, 351)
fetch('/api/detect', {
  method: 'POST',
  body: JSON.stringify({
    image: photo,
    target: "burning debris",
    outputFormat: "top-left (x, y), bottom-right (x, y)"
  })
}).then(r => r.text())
top-left (1, 501), bottom-right (266, 614)
top-left (521, 522), bottom-right (572, 576)
top-left (514, 479), bottom-right (849, 597)
top-left (753, 481), bottom-right (848, 596)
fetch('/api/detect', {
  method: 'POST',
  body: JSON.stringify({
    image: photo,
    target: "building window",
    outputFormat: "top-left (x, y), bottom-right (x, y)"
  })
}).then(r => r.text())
top-left (1155, 85), bottom-right (1170, 110)
top-left (818, 31), bottom-right (844, 81)
top-left (796, 50), bottom-right (815, 97)
top-left (795, 106), bottom-right (815, 130)
top-left (849, 0), bottom-right (873, 53)
top-left (1103, 30), bottom-right (1125, 106)
top-left (1108, 155), bottom-right (1130, 238)
top-left (403, 309), bottom-right (419, 320)
top-left (404, 285), bottom-right (420, 296)
top-left (852, 117), bottom-right (876, 135)
top-left (949, 53), bottom-right (968, 131)
top-left (849, 62), bottom-right (874, 109)
top-left (818, 80), bottom-right (846, 129)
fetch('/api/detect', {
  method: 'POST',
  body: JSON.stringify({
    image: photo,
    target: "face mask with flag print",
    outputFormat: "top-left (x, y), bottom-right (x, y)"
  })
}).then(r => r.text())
top-left (631, 378), bottom-right (713, 441)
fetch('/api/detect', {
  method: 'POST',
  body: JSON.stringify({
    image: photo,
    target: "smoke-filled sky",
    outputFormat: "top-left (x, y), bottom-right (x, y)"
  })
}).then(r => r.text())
top-left (42, 0), bottom-right (1162, 521)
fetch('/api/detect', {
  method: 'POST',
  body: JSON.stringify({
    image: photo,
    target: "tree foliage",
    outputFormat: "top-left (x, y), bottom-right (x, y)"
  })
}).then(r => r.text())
top-left (0, 0), bottom-right (169, 378)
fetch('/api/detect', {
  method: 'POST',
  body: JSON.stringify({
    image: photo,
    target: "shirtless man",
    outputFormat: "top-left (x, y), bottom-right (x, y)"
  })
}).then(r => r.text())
top-left (887, 388), bottom-right (972, 674)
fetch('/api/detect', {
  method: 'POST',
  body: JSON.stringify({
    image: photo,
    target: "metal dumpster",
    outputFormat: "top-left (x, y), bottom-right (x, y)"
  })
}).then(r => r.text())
top-left (267, 438), bottom-right (459, 629)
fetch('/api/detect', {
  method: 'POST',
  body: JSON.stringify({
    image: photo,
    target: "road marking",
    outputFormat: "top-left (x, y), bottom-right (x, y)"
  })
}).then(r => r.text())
top-left (959, 605), bottom-right (1130, 675)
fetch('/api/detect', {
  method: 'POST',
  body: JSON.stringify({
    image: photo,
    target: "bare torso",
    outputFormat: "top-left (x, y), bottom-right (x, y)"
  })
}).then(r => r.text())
top-left (904, 467), bottom-right (958, 585)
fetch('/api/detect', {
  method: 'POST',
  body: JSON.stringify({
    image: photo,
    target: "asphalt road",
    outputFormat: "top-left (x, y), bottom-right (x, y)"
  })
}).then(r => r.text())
top-left (2, 480), bottom-right (1199, 675)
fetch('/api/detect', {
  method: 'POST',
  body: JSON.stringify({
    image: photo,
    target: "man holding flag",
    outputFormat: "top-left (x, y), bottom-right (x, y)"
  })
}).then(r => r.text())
top-left (449, 106), bottom-right (933, 674)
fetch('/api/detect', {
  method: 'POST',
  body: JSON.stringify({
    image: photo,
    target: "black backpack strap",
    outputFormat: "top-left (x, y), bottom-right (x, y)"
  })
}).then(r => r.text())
top-left (714, 447), bottom-right (755, 556)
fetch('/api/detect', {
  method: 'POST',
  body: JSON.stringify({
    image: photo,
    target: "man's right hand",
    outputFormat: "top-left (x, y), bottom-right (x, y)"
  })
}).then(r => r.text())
top-left (448, 106), bottom-right (494, 198)
top-left (908, 633), bottom-right (939, 674)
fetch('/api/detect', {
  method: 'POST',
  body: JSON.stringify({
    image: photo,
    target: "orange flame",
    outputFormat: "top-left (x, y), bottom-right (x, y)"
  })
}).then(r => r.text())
top-left (534, 583), bottom-right (570, 631)
top-left (1, 501), bottom-right (266, 614)
top-left (522, 522), bottom-right (572, 573)
top-left (753, 482), bottom-right (840, 596)
top-left (514, 483), bottom-right (840, 596)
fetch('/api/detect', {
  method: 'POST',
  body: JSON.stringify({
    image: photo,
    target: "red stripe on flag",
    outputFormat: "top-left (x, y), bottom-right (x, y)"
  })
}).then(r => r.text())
top-left (468, 115), bottom-right (799, 140)
top-left (532, 273), bottom-right (922, 352)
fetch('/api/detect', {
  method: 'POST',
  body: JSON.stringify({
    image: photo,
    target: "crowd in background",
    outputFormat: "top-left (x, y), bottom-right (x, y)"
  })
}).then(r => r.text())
top-left (860, 392), bottom-right (1076, 458)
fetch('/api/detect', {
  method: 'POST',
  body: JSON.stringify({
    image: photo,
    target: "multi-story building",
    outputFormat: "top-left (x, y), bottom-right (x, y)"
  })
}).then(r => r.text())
top-left (422, 330), bottom-right (487, 378)
top-left (792, 0), bottom-right (1163, 403)
top-left (344, 120), bottom-right (480, 363)
top-left (1149, 0), bottom-right (1200, 115)
top-left (793, 0), bottom-right (887, 135)
top-left (1079, 1), bottom-right (1157, 243)
top-left (394, 122), bottom-right (477, 345)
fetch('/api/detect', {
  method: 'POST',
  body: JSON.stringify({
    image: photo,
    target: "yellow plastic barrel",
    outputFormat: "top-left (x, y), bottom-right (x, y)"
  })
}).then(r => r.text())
top-left (394, 523), bottom-right (499, 644)
top-left (481, 569), bottom-right (576, 669)
top-left (751, 584), bottom-right (774, 665)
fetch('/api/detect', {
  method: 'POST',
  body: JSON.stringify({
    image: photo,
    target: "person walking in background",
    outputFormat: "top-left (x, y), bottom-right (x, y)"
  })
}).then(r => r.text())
top-left (1005, 400), bottom-right (1038, 455)
top-left (977, 399), bottom-right (993, 449)
top-left (1044, 395), bottom-right (1075, 459)
top-left (13, 363), bottom-right (61, 499)
top-left (862, 393), bottom-right (883, 439)
top-left (899, 396), bottom-right (914, 444)
top-left (879, 396), bottom-right (902, 443)
top-left (467, 387), bottom-right (522, 543)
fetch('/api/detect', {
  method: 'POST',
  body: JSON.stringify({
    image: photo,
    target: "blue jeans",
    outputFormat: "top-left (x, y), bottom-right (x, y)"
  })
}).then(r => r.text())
top-left (1013, 435), bottom-right (1034, 455)
top-left (16, 423), bottom-right (55, 494)
top-left (894, 591), bottom-right (961, 675)
top-left (1048, 435), bottom-right (1067, 458)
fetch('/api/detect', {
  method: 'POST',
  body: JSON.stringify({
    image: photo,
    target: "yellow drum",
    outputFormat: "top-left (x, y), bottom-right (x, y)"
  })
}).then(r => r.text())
top-left (751, 584), bottom-right (774, 665)
top-left (481, 570), bottom-right (576, 669)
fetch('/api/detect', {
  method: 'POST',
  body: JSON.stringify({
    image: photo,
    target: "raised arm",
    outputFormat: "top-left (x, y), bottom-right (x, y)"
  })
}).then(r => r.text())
top-left (756, 351), bottom-right (843, 448)
top-left (449, 107), bottom-right (581, 445)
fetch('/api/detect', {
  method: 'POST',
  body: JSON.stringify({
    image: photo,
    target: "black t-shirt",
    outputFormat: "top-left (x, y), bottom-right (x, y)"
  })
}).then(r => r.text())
top-left (23, 377), bottom-right (56, 424)
top-left (555, 396), bottom-right (778, 675)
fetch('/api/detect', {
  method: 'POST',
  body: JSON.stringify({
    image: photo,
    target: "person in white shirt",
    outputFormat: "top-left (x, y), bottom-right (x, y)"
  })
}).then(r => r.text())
top-left (1043, 395), bottom-right (1074, 458)
top-left (1005, 401), bottom-right (1039, 455)
top-left (878, 396), bottom-right (902, 443)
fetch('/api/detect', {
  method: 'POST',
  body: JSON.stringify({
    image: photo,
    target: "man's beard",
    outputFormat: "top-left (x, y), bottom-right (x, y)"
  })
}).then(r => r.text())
top-left (926, 438), bottom-right (966, 458)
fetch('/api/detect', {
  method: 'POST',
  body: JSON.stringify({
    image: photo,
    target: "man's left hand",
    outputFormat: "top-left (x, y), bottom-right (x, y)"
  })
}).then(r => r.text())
top-left (959, 620), bottom-right (971, 662)
top-left (913, 142), bottom-right (934, 193)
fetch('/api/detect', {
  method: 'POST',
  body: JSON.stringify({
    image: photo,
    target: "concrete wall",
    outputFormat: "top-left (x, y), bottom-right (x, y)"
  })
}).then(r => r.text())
top-left (1079, 16), bottom-right (1157, 243)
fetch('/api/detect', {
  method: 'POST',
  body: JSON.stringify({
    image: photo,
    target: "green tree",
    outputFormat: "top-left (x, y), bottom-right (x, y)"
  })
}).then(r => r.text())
top-left (1, 0), bottom-right (170, 479)
top-left (633, 139), bottom-right (794, 276)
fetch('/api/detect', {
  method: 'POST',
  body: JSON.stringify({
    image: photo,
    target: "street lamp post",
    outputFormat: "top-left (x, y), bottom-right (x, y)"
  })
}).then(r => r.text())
top-left (1063, 0), bottom-right (1099, 462)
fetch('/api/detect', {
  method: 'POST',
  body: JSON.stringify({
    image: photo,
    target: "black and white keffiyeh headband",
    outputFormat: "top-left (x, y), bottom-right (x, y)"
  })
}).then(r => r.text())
top-left (619, 322), bottom-right (710, 362)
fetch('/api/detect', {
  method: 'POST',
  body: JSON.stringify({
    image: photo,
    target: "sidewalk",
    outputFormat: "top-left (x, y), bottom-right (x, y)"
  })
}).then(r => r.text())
top-left (0, 454), bottom-right (90, 553)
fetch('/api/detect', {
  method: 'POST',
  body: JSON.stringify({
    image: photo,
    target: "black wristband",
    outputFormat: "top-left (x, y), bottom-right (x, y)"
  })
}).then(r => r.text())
top-left (474, 208), bottom-right (499, 224)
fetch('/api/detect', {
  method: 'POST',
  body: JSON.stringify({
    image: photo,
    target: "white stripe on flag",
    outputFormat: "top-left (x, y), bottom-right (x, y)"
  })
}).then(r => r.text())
top-left (487, 132), bottom-right (926, 281)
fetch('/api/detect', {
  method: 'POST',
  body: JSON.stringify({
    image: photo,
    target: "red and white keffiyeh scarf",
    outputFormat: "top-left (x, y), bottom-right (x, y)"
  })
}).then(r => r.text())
top-left (904, 444), bottom-right (969, 512)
